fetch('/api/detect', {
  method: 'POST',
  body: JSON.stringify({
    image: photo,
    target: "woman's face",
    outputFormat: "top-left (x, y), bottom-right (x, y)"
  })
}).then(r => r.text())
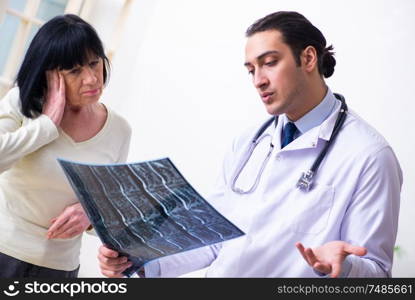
top-left (60, 55), bottom-right (104, 108)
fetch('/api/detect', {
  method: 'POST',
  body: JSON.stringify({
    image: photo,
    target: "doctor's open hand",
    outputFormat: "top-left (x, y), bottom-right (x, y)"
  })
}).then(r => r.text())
top-left (46, 202), bottom-right (91, 239)
top-left (43, 69), bottom-right (66, 126)
top-left (98, 245), bottom-right (132, 278)
top-left (295, 241), bottom-right (367, 278)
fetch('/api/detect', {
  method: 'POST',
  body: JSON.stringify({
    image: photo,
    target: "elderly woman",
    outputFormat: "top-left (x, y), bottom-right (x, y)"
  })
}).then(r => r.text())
top-left (0, 14), bottom-right (131, 277)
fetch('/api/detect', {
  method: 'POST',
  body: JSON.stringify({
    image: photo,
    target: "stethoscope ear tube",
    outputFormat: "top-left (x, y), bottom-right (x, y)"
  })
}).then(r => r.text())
top-left (252, 116), bottom-right (275, 144)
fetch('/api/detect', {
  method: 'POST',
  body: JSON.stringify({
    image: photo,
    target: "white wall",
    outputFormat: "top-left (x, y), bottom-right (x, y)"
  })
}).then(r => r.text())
top-left (0, 0), bottom-right (6, 24)
top-left (79, 0), bottom-right (415, 277)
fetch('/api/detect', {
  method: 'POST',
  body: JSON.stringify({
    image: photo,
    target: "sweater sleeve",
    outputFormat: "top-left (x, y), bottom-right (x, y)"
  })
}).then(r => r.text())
top-left (0, 87), bottom-right (59, 173)
top-left (116, 121), bottom-right (131, 163)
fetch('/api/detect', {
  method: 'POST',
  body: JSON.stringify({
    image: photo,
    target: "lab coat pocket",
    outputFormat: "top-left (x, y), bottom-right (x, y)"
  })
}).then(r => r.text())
top-left (290, 184), bottom-right (334, 235)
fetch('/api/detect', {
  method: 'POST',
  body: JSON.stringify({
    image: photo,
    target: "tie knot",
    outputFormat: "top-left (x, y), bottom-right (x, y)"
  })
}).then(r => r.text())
top-left (281, 122), bottom-right (298, 148)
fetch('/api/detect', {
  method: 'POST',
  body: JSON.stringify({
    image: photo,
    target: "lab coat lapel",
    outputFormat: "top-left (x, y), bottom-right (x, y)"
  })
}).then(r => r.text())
top-left (271, 114), bottom-right (283, 149)
top-left (279, 100), bottom-right (341, 151)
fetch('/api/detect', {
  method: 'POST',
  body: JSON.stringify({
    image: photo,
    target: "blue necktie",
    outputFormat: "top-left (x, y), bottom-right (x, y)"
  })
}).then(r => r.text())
top-left (281, 122), bottom-right (298, 148)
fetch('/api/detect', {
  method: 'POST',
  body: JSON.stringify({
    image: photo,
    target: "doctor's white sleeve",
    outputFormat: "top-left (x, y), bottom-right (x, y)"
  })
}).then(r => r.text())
top-left (340, 145), bottom-right (402, 277)
top-left (143, 243), bottom-right (221, 277)
top-left (0, 88), bottom-right (59, 173)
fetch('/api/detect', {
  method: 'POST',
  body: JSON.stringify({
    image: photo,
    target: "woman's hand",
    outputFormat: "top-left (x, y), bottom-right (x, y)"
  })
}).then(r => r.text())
top-left (46, 202), bottom-right (91, 239)
top-left (43, 70), bottom-right (66, 126)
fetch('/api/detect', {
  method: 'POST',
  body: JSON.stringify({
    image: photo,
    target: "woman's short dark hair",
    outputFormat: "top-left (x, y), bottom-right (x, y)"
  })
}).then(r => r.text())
top-left (16, 14), bottom-right (110, 118)
top-left (246, 11), bottom-right (336, 78)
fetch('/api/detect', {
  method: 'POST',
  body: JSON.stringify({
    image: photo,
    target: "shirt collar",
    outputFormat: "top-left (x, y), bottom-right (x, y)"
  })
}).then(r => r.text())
top-left (281, 87), bottom-right (337, 136)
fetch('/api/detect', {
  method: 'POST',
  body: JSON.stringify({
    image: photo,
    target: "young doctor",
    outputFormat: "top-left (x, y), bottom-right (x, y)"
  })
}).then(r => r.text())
top-left (98, 11), bottom-right (402, 278)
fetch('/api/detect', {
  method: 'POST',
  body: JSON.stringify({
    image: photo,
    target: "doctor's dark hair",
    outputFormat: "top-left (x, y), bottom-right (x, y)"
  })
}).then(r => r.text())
top-left (246, 11), bottom-right (336, 78)
top-left (16, 14), bottom-right (110, 118)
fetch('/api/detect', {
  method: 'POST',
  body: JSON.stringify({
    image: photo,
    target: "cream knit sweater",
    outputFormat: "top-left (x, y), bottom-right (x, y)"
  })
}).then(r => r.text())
top-left (0, 87), bottom-right (131, 271)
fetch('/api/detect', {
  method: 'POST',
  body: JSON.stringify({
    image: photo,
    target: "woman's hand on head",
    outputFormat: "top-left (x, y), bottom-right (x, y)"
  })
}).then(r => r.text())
top-left (46, 202), bottom-right (91, 239)
top-left (43, 70), bottom-right (66, 126)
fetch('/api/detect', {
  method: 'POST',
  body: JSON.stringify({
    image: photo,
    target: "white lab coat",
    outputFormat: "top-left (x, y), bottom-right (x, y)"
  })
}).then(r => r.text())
top-left (144, 95), bottom-right (402, 277)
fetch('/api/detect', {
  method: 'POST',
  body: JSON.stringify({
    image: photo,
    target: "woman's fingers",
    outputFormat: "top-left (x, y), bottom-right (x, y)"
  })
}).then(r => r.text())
top-left (47, 214), bottom-right (69, 239)
top-left (43, 69), bottom-right (66, 125)
top-left (58, 72), bottom-right (65, 96)
top-left (47, 203), bottom-right (90, 239)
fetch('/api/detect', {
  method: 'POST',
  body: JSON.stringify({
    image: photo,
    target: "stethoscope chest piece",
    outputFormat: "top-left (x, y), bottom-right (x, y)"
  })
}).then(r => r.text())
top-left (296, 170), bottom-right (314, 191)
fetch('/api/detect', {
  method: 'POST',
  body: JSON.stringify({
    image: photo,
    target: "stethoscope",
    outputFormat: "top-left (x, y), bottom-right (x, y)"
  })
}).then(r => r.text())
top-left (231, 93), bottom-right (348, 194)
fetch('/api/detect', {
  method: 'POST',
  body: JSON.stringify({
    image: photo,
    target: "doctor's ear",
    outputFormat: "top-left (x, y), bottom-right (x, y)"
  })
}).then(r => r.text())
top-left (301, 46), bottom-right (318, 73)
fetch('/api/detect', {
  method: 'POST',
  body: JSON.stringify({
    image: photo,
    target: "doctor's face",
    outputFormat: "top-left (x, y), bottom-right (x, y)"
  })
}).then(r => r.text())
top-left (245, 30), bottom-right (308, 120)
